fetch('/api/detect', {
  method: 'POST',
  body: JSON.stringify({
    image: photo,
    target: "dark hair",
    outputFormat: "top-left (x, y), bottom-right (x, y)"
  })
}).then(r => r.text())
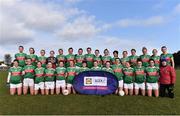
top-left (104, 49), bottom-right (109, 53)
top-left (115, 58), bottom-right (120, 61)
top-left (59, 61), bottom-right (64, 64)
top-left (113, 50), bottom-right (118, 54)
top-left (161, 46), bottom-right (167, 49)
top-left (131, 49), bottom-right (136, 52)
top-left (11, 59), bottom-right (19, 67)
top-left (149, 59), bottom-right (155, 63)
top-left (94, 60), bottom-right (98, 63)
top-left (29, 47), bottom-right (35, 54)
top-left (58, 48), bottom-right (63, 51)
top-left (78, 48), bottom-right (83, 51)
top-left (87, 47), bottom-right (91, 50)
top-left (82, 61), bottom-right (87, 64)
top-left (137, 58), bottom-right (142, 63)
top-left (50, 50), bottom-right (55, 54)
top-left (41, 49), bottom-right (45, 53)
top-left (19, 46), bottom-right (24, 49)
top-left (37, 61), bottom-right (42, 65)
top-left (68, 47), bottom-right (73, 50)
top-left (142, 47), bottom-right (147, 50)
top-left (95, 49), bottom-right (99, 52)
top-left (123, 51), bottom-right (128, 54)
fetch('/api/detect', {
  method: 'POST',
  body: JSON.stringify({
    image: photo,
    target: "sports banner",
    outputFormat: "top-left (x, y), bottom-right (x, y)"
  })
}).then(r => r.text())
top-left (73, 71), bottom-right (118, 95)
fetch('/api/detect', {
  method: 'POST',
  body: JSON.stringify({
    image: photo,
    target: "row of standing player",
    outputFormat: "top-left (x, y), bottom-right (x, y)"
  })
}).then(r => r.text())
top-left (14, 46), bottom-right (175, 69)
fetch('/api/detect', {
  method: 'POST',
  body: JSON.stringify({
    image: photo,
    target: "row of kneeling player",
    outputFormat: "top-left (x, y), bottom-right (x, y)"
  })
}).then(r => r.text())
top-left (7, 58), bottom-right (176, 98)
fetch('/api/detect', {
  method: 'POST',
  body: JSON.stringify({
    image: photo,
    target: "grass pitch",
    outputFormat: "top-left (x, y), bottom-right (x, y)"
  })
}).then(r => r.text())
top-left (0, 70), bottom-right (179, 115)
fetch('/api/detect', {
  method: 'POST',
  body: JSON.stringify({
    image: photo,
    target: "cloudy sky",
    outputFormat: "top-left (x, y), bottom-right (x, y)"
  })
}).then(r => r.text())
top-left (0, 0), bottom-right (179, 60)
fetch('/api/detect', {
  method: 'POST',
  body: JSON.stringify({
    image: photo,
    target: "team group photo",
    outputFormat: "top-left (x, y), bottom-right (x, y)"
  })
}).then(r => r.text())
top-left (0, 0), bottom-right (179, 115)
top-left (7, 46), bottom-right (176, 98)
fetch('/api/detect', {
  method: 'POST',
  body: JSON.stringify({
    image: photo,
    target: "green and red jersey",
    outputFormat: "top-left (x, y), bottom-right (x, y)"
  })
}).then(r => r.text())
top-left (111, 64), bottom-right (124, 80)
top-left (34, 67), bottom-right (45, 83)
top-left (66, 67), bottom-right (78, 84)
top-left (56, 54), bottom-right (66, 63)
top-left (120, 57), bottom-right (129, 67)
top-left (123, 67), bottom-right (134, 84)
top-left (128, 55), bottom-right (139, 68)
top-left (38, 56), bottom-right (47, 68)
top-left (56, 67), bottom-right (66, 80)
top-left (44, 68), bottom-right (55, 82)
top-left (151, 55), bottom-right (160, 67)
top-left (15, 52), bottom-right (27, 67)
top-left (111, 57), bottom-right (119, 65)
top-left (65, 54), bottom-right (75, 67)
top-left (102, 67), bottom-right (114, 74)
top-left (134, 66), bottom-right (145, 83)
top-left (94, 55), bottom-right (102, 67)
top-left (91, 66), bottom-right (102, 71)
top-left (27, 54), bottom-right (38, 66)
top-left (140, 54), bottom-right (151, 67)
top-left (145, 66), bottom-right (159, 83)
top-left (85, 54), bottom-right (94, 68)
top-left (160, 53), bottom-right (173, 66)
top-left (9, 66), bottom-right (22, 84)
top-left (75, 54), bottom-right (85, 67)
top-left (23, 65), bottom-right (35, 79)
top-left (102, 56), bottom-right (111, 66)
top-left (79, 67), bottom-right (89, 73)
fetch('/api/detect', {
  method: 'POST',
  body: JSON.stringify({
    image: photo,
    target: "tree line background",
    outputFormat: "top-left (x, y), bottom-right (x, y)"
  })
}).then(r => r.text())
top-left (173, 50), bottom-right (180, 68)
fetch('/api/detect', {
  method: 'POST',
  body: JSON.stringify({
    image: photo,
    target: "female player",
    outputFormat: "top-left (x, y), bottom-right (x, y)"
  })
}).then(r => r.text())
top-left (111, 58), bottom-right (124, 94)
top-left (160, 46), bottom-right (175, 68)
top-left (85, 47), bottom-right (94, 68)
top-left (26, 47), bottom-right (38, 67)
top-left (55, 61), bottom-right (66, 94)
top-left (94, 49), bottom-right (102, 67)
top-left (123, 61), bottom-right (134, 96)
top-left (91, 60), bottom-right (102, 71)
top-left (56, 48), bottom-right (66, 63)
top-left (7, 60), bottom-right (23, 95)
top-left (44, 62), bottom-right (56, 95)
top-left (102, 61), bottom-right (114, 73)
top-left (139, 47), bottom-right (151, 67)
top-left (79, 61), bottom-right (89, 73)
top-left (34, 61), bottom-right (45, 95)
top-left (120, 51), bottom-right (129, 68)
top-left (129, 49), bottom-right (139, 68)
top-left (151, 49), bottom-right (160, 67)
top-left (38, 49), bottom-right (47, 68)
top-left (75, 48), bottom-right (85, 68)
top-left (134, 60), bottom-right (146, 96)
top-left (66, 60), bottom-right (78, 94)
top-left (65, 47), bottom-right (75, 67)
top-left (145, 59), bottom-right (159, 97)
top-left (102, 49), bottom-right (112, 66)
top-left (15, 46), bottom-right (27, 67)
top-left (22, 58), bottom-right (35, 95)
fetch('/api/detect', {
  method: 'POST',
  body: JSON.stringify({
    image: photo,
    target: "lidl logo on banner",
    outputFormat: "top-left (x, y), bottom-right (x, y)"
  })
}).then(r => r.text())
top-left (84, 76), bottom-right (107, 86)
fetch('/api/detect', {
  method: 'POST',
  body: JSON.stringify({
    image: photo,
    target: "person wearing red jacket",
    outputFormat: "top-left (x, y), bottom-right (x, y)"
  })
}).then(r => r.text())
top-left (159, 59), bottom-right (176, 98)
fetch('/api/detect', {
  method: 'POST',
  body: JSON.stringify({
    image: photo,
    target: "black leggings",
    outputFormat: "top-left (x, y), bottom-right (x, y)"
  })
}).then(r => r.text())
top-left (160, 84), bottom-right (174, 98)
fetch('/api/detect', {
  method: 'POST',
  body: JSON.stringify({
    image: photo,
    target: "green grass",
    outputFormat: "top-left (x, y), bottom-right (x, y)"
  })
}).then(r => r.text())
top-left (0, 70), bottom-right (180, 115)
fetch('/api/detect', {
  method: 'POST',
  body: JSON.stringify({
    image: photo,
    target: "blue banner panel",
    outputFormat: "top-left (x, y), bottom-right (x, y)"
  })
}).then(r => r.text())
top-left (73, 71), bottom-right (118, 95)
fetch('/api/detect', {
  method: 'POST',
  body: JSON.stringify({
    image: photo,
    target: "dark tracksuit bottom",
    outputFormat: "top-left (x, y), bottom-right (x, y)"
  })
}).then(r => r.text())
top-left (160, 84), bottom-right (174, 98)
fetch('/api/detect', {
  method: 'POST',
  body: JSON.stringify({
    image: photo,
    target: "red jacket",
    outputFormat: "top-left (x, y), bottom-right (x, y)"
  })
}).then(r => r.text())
top-left (159, 66), bottom-right (176, 84)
